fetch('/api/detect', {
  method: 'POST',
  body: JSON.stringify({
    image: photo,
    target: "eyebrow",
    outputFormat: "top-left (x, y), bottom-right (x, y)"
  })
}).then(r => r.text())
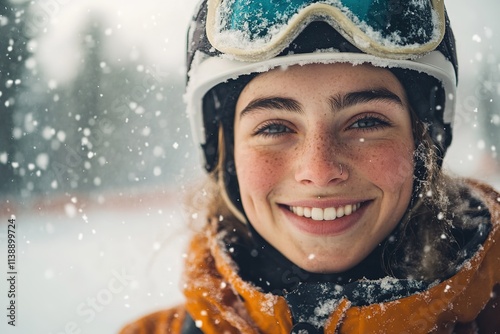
top-left (238, 88), bottom-right (403, 119)
top-left (330, 88), bottom-right (403, 112)
top-left (239, 97), bottom-right (303, 118)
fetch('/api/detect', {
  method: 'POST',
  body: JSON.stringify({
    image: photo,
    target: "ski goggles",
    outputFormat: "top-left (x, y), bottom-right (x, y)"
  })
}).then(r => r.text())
top-left (206, 0), bottom-right (446, 61)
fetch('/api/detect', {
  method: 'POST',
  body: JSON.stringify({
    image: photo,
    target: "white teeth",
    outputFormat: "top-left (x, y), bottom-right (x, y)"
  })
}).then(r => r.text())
top-left (296, 206), bottom-right (304, 216)
top-left (336, 206), bottom-right (345, 218)
top-left (311, 208), bottom-right (323, 221)
top-left (324, 207), bottom-right (336, 220)
top-left (303, 207), bottom-right (312, 218)
top-left (289, 203), bottom-right (361, 221)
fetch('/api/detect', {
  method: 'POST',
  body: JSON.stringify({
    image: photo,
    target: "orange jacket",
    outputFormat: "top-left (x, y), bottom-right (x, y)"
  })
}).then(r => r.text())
top-left (120, 182), bottom-right (500, 334)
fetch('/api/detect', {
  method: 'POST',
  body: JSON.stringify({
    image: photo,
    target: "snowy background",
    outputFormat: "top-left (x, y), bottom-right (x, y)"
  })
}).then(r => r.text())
top-left (0, 0), bottom-right (499, 333)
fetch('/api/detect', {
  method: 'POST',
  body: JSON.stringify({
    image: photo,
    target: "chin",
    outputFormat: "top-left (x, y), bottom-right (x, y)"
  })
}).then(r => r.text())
top-left (294, 255), bottom-right (359, 274)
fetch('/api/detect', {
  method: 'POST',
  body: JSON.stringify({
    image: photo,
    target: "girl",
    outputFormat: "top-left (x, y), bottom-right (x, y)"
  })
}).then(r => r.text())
top-left (121, 0), bottom-right (500, 333)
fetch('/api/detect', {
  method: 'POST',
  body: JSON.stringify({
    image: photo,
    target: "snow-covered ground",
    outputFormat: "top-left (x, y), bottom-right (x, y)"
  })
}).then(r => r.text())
top-left (0, 189), bottom-right (192, 333)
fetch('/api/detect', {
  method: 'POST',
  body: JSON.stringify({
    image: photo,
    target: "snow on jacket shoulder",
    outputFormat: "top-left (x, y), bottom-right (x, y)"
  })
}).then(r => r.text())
top-left (119, 181), bottom-right (500, 334)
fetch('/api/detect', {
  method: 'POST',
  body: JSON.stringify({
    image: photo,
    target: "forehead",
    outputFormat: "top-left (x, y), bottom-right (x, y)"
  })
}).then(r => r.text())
top-left (238, 62), bottom-right (407, 102)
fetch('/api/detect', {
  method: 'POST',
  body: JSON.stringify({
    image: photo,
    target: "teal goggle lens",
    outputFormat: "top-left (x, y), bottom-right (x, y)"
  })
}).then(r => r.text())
top-left (206, 0), bottom-right (445, 60)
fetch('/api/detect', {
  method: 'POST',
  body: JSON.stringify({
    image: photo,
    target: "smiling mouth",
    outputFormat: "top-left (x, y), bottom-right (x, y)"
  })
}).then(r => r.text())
top-left (288, 203), bottom-right (362, 221)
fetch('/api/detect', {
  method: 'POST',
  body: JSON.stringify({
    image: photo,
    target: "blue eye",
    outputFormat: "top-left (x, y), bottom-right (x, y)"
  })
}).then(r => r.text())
top-left (255, 121), bottom-right (293, 137)
top-left (350, 115), bottom-right (390, 130)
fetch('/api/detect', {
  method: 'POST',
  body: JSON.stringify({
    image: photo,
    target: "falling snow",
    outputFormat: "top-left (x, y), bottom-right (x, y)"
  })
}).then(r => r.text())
top-left (0, 0), bottom-right (499, 333)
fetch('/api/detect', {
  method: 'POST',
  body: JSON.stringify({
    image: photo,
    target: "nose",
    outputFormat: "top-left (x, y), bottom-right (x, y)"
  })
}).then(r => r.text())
top-left (294, 133), bottom-right (347, 187)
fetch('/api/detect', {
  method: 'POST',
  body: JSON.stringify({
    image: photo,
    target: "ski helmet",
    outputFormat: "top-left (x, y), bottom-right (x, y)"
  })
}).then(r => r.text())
top-left (185, 0), bottom-right (458, 217)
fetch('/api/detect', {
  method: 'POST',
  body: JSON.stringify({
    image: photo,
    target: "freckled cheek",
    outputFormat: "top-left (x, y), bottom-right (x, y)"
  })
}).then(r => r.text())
top-left (352, 144), bottom-right (414, 192)
top-left (235, 149), bottom-right (286, 196)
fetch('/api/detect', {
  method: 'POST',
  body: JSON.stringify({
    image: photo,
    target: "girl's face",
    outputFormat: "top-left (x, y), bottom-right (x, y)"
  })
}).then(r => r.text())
top-left (234, 63), bottom-right (415, 273)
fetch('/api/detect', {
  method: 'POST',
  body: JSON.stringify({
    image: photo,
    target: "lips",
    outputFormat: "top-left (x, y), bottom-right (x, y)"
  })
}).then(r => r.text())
top-left (289, 203), bottom-right (361, 221)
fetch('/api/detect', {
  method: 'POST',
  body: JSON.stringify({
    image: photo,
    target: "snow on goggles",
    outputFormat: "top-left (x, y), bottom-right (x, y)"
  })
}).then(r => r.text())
top-left (206, 0), bottom-right (446, 61)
